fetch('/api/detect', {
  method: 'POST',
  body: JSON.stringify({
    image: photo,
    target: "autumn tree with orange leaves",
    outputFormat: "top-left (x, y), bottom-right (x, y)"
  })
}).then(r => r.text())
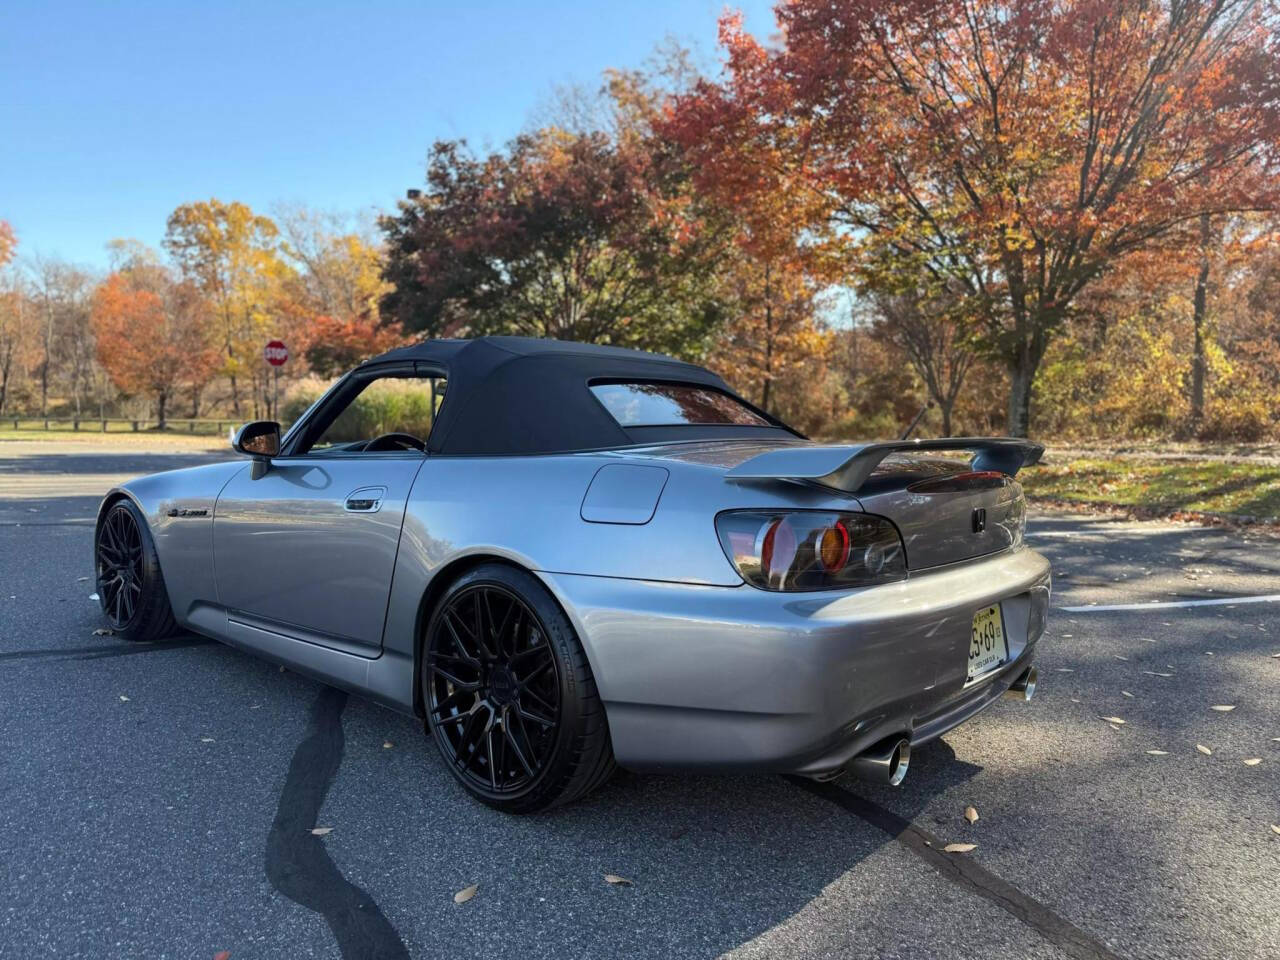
top-left (91, 268), bottom-right (220, 428)
top-left (669, 0), bottom-right (1280, 435)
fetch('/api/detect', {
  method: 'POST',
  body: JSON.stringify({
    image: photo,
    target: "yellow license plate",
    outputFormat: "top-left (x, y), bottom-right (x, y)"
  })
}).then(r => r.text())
top-left (969, 605), bottom-right (1009, 680)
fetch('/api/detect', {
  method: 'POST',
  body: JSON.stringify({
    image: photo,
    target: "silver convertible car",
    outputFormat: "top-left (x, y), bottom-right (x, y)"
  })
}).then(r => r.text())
top-left (94, 336), bottom-right (1049, 812)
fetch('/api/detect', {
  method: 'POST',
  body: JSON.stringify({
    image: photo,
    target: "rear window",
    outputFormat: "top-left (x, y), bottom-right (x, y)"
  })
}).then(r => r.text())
top-left (590, 382), bottom-right (768, 427)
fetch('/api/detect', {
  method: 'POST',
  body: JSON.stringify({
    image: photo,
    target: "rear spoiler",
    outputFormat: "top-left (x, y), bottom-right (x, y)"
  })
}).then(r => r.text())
top-left (724, 438), bottom-right (1045, 494)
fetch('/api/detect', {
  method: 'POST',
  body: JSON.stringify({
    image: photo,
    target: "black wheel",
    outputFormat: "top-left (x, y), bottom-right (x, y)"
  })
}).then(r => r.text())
top-left (95, 499), bottom-right (178, 642)
top-left (422, 564), bottom-right (615, 813)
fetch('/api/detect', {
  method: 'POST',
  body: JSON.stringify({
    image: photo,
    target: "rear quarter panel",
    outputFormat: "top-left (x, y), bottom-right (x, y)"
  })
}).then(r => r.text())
top-left (380, 451), bottom-right (864, 660)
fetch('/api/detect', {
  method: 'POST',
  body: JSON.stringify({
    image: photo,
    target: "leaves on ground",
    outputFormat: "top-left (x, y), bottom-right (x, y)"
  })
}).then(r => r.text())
top-left (1121, 691), bottom-right (1134, 698)
top-left (1210, 705), bottom-right (1236, 712)
top-left (1100, 716), bottom-right (1126, 725)
top-left (92, 628), bottom-right (114, 636)
top-left (1197, 744), bottom-right (1213, 755)
top-left (383, 741), bottom-right (393, 749)
top-left (964, 806), bottom-right (979, 824)
top-left (453, 884), bottom-right (478, 904)
top-left (1271, 825), bottom-right (1280, 836)
top-left (213, 952), bottom-right (231, 960)
top-left (310, 827), bottom-right (333, 836)
top-left (76, 576), bottom-right (89, 582)
top-left (200, 737), bottom-right (215, 743)
top-left (604, 874), bottom-right (633, 886)
top-left (1243, 758), bottom-right (1262, 766)
top-left (119, 695), bottom-right (129, 702)
top-left (1146, 750), bottom-right (1168, 755)
top-left (943, 842), bottom-right (977, 853)
top-left (1114, 655), bottom-right (1129, 662)
top-left (1143, 671), bottom-right (1173, 677)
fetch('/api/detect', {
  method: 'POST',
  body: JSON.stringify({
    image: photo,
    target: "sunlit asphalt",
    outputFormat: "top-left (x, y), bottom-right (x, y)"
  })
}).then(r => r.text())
top-left (1, 443), bottom-right (1276, 960)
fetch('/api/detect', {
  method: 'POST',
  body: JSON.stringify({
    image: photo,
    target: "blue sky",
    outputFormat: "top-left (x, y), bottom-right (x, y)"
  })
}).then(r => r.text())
top-left (1, 1), bottom-right (777, 268)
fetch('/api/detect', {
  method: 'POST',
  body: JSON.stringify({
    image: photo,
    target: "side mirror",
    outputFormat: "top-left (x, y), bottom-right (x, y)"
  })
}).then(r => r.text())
top-left (233, 422), bottom-right (281, 477)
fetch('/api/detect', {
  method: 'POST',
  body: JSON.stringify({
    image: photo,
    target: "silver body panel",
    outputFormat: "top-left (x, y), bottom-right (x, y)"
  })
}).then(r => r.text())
top-left (98, 435), bottom-right (1050, 776)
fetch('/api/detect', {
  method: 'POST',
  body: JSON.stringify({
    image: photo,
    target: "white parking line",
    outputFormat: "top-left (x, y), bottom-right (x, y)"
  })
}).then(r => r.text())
top-left (1060, 593), bottom-right (1280, 613)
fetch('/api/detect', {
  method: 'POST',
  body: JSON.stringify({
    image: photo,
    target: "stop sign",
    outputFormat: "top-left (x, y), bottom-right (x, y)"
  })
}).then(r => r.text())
top-left (264, 340), bottom-right (288, 367)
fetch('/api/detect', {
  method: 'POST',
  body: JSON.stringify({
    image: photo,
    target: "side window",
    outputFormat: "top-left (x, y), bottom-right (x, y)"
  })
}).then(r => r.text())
top-left (307, 375), bottom-right (446, 453)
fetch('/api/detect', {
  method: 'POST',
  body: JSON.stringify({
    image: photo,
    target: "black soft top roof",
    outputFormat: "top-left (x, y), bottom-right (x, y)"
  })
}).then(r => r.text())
top-left (355, 336), bottom-right (800, 456)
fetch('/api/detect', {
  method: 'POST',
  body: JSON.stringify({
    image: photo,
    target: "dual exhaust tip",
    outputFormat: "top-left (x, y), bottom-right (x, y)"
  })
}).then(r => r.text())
top-left (1003, 666), bottom-right (1038, 702)
top-left (847, 736), bottom-right (911, 787)
top-left (846, 666), bottom-right (1038, 788)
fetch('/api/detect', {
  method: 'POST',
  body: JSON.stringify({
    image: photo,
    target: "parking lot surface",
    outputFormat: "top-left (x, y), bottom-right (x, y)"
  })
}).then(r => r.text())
top-left (1, 443), bottom-right (1277, 959)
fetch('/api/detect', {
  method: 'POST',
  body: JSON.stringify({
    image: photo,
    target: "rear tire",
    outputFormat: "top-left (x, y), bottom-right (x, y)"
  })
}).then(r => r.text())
top-left (421, 564), bottom-right (615, 813)
top-left (94, 499), bottom-right (178, 643)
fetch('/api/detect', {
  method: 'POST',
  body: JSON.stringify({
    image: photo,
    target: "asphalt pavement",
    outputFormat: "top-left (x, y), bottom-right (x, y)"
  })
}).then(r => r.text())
top-left (1, 442), bottom-right (1277, 960)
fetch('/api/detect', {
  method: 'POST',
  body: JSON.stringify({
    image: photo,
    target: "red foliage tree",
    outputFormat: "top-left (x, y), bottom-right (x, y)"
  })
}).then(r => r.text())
top-left (91, 271), bottom-right (220, 428)
top-left (669, 0), bottom-right (1280, 435)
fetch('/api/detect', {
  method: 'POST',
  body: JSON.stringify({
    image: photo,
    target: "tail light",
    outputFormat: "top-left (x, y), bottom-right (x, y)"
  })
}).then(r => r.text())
top-left (716, 510), bottom-right (906, 591)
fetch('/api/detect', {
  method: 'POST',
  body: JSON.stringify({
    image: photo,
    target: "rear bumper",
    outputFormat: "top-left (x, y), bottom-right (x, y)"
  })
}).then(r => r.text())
top-left (538, 546), bottom-right (1051, 776)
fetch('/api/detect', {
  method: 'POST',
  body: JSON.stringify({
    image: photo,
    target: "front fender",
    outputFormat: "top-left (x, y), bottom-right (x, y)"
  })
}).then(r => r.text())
top-left (96, 462), bottom-right (247, 626)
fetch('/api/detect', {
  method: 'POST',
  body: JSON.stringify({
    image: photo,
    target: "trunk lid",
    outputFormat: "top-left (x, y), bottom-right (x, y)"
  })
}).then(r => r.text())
top-left (853, 455), bottom-right (1027, 569)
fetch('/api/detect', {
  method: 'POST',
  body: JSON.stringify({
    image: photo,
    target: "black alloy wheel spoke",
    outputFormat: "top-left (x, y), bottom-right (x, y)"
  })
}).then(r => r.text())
top-left (427, 584), bottom-right (561, 794)
top-left (98, 506), bottom-right (145, 629)
top-left (429, 662), bottom-right (481, 691)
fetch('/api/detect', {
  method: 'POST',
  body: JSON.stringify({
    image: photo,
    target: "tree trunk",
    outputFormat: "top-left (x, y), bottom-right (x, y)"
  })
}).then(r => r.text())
top-left (939, 400), bottom-right (954, 438)
top-left (760, 263), bottom-right (774, 414)
top-left (156, 391), bottom-right (168, 431)
top-left (1006, 357), bottom-right (1034, 438)
top-left (1190, 212), bottom-right (1210, 430)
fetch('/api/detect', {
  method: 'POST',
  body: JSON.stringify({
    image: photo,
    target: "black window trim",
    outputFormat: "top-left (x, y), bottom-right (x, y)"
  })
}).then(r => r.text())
top-left (281, 360), bottom-right (449, 458)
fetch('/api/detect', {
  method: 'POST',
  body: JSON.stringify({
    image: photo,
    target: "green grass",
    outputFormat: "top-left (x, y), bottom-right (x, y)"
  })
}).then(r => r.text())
top-left (1022, 457), bottom-right (1280, 520)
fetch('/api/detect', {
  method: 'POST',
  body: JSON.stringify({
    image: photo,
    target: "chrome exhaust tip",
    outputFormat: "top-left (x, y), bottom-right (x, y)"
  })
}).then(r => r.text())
top-left (847, 737), bottom-right (911, 787)
top-left (1004, 666), bottom-right (1038, 702)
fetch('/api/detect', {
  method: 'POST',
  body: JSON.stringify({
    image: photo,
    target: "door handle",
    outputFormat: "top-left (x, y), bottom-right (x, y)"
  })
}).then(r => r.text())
top-left (344, 486), bottom-right (387, 513)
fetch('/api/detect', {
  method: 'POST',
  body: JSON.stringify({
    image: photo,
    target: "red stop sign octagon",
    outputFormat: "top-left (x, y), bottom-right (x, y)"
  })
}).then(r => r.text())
top-left (264, 340), bottom-right (288, 367)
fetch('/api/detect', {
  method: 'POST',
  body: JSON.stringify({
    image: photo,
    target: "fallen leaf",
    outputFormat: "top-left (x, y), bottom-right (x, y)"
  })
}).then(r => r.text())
top-left (453, 884), bottom-right (478, 904)
top-left (92, 628), bottom-right (114, 636)
top-left (89, 593), bottom-right (99, 601)
top-left (604, 874), bottom-right (633, 886)
top-left (1109, 724), bottom-right (1121, 731)
top-left (1197, 744), bottom-right (1213, 755)
top-left (214, 952), bottom-right (231, 960)
top-left (1143, 671), bottom-right (1173, 678)
top-left (1114, 655), bottom-right (1129, 662)
top-left (383, 741), bottom-right (393, 749)
top-left (1210, 705), bottom-right (1236, 712)
top-left (964, 805), bottom-right (979, 824)
top-left (1243, 758), bottom-right (1262, 766)
top-left (1121, 691), bottom-right (1134, 698)
top-left (76, 576), bottom-right (89, 582)
top-left (1146, 750), bottom-right (1168, 756)
top-left (943, 842), bottom-right (977, 853)
top-left (1055, 667), bottom-right (1074, 673)
top-left (119, 695), bottom-right (130, 702)
top-left (310, 827), bottom-right (333, 836)
top-left (1100, 716), bottom-right (1126, 725)
top-left (200, 737), bottom-right (215, 743)
top-left (1272, 825), bottom-right (1280, 836)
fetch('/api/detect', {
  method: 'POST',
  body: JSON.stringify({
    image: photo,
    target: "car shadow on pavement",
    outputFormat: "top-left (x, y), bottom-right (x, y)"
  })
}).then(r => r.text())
top-left (321, 692), bottom-right (987, 960)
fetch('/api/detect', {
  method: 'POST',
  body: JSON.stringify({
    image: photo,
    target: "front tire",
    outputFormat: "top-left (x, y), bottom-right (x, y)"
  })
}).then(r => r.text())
top-left (421, 564), bottom-right (615, 813)
top-left (95, 499), bottom-right (178, 642)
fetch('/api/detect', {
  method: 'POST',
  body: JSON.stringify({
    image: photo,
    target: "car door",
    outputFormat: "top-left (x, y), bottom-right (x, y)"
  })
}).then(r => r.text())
top-left (212, 366), bottom-right (443, 657)
top-left (212, 453), bottom-right (426, 655)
